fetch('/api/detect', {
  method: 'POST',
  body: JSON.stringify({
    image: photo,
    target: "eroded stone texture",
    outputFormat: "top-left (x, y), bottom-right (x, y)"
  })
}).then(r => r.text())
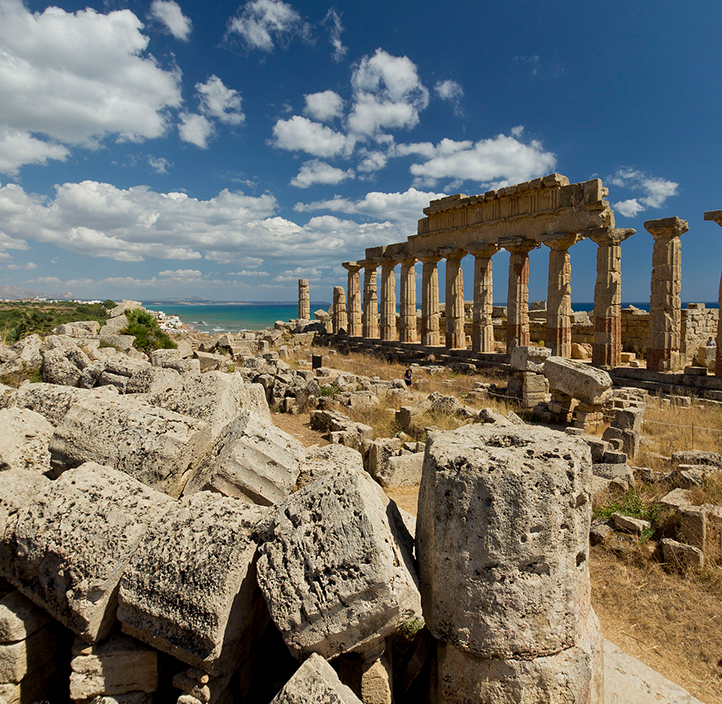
top-left (435, 610), bottom-right (604, 704)
top-left (399, 258), bottom-right (417, 343)
top-left (0, 590), bottom-right (51, 643)
top-left (0, 408), bottom-right (53, 474)
top-left (469, 245), bottom-right (497, 354)
top-left (544, 236), bottom-right (579, 358)
top-left (2, 463), bottom-right (173, 643)
top-left (379, 263), bottom-right (397, 342)
top-left (184, 410), bottom-right (304, 505)
top-left (257, 466), bottom-right (421, 660)
top-left (343, 263), bottom-right (363, 337)
top-left (146, 371), bottom-right (270, 433)
top-left (416, 424), bottom-right (592, 659)
top-left (362, 265), bottom-right (379, 339)
top-left (543, 357), bottom-right (612, 406)
top-left (333, 286), bottom-right (348, 335)
top-left (298, 279), bottom-right (310, 320)
top-left (270, 653), bottom-right (362, 704)
top-left (49, 396), bottom-right (212, 498)
top-left (0, 623), bottom-right (56, 684)
top-left (296, 444), bottom-right (364, 490)
top-left (443, 249), bottom-right (466, 350)
top-left (9, 383), bottom-right (108, 426)
top-left (118, 492), bottom-right (268, 675)
top-left (420, 254), bottom-right (441, 346)
top-left (505, 240), bottom-right (536, 352)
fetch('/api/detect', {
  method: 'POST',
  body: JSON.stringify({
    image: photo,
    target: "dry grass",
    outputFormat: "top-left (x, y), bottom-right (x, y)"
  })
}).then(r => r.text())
top-left (642, 395), bottom-right (722, 456)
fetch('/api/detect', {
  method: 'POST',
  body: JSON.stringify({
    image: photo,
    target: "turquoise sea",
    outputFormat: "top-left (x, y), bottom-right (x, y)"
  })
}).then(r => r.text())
top-left (144, 301), bottom-right (718, 335)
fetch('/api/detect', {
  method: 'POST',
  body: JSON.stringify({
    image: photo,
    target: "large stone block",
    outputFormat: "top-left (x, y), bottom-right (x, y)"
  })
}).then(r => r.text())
top-left (0, 591), bottom-right (51, 643)
top-left (375, 453), bottom-right (424, 488)
top-left (146, 371), bottom-right (270, 435)
top-left (0, 408), bottom-right (53, 474)
top-left (296, 444), bottom-right (364, 490)
top-left (117, 492), bottom-right (268, 675)
top-left (1, 463), bottom-right (173, 643)
top-left (417, 424), bottom-right (592, 659)
top-left (435, 609), bottom-right (604, 704)
top-left (270, 653), bottom-right (362, 704)
top-left (49, 396), bottom-right (212, 497)
top-left (9, 383), bottom-right (116, 426)
top-left (510, 345), bottom-right (552, 372)
top-left (542, 357), bottom-right (612, 405)
top-left (184, 410), bottom-right (304, 506)
top-left (0, 623), bottom-right (56, 684)
top-left (0, 470), bottom-right (49, 541)
top-left (257, 466), bottom-right (421, 660)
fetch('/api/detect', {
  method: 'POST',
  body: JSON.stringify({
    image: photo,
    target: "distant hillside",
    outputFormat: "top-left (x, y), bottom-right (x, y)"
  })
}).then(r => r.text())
top-left (0, 285), bottom-right (75, 300)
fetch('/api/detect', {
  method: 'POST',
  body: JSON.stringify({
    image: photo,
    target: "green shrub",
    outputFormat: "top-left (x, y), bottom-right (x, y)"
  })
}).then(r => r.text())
top-left (121, 309), bottom-right (177, 354)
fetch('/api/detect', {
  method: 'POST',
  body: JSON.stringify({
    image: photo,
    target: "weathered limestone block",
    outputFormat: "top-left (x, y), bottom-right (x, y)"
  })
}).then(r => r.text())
top-left (309, 410), bottom-right (373, 451)
top-left (146, 371), bottom-right (270, 435)
top-left (9, 334), bottom-right (43, 370)
top-left (79, 360), bottom-right (106, 388)
top-left (97, 371), bottom-right (128, 392)
top-left (184, 410), bottom-right (304, 505)
top-left (49, 396), bottom-right (212, 497)
top-left (0, 623), bottom-right (56, 684)
top-left (69, 634), bottom-right (158, 700)
top-left (435, 610), bottom-right (604, 704)
top-left (9, 383), bottom-right (116, 426)
top-left (670, 449), bottom-right (722, 469)
top-left (257, 467), bottom-right (421, 660)
top-left (0, 408), bottom-right (53, 474)
top-left (270, 652), bottom-right (362, 704)
top-left (41, 347), bottom-right (82, 386)
top-left (417, 424), bottom-right (592, 659)
top-left (196, 351), bottom-right (227, 372)
top-left (367, 438), bottom-right (402, 481)
top-left (0, 469), bottom-right (49, 531)
top-left (55, 320), bottom-right (101, 337)
top-left (0, 662), bottom-right (61, 704)
top-left (661, 538), bottom-right (704, 570)
top-left (375, 452), bottom-right (424, 488)
top-left (543, 356), bottom-right (612, 405)
top-left (125, 366), bottom-right (181, 394)
top-left (118, 493), bottom-right (268, 675)
top-left (109, 301), bottom-right (143, 318)
top-left (1, 463), bottom-right (173, 643)
top-left (0, 591), bottom-right (51, 643)
top-left (296, 444), bottom-right (364, 490)
top-left (104, 356), bottom-right (151, 378)
top-left (510, 345), bottom-right (552, 372)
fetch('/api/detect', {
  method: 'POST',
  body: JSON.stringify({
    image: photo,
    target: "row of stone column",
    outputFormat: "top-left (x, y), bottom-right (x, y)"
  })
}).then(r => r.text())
top-left (341, 230), bottom-right (634, 364)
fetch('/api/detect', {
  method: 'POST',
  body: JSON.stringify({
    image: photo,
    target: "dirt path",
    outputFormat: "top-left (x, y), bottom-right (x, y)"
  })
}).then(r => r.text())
top-left (272, 411), bottom-right (327, 447)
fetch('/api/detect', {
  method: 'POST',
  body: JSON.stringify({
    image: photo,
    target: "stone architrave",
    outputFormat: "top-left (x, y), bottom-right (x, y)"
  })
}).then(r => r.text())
top-left (298, 280), bottom-right (310, 320)
top-left (1, 463), bottom-right (174, 644)
top-left (442, 248), bottom-right (466, 350)
top-left (468, 244), bottom-right (498, 354)
top-left (419, 253), bottom-right (442, 347)
top-left (362, 263), bottom-right (379, 339)
top-left (644, 217), bottom-right (688, 371)
top-left (399, 257), bottom-right (418, 343)
top-left (379, 261), bottom-right (397, 341)
top-left (333, 286), bottom-right (348, 335)
top-left (342, 262), bottom-right (363, 337)
top-left (543, 234), bottom-right (581, 358)
top-left (589, 228), bottom-right (635, 368)
top-left (502, 238), bottom-right (538, 353)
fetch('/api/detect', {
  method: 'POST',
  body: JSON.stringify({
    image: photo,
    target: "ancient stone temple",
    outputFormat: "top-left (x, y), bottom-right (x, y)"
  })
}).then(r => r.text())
top-left (341, 174), bottom-right (635, 366)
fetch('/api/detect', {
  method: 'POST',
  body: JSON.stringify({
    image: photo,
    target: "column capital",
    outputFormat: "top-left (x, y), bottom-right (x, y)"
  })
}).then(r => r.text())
top-left (704, 209), bottom-right (722, 226)
top-left (342, 261), bottom-right (362, 272)
top-left (588, 227), bottom-right (635, 246)
top-left (439, 246), bottom-right (466, 262)
top-left (394, 254), bottom-right (417, 267)
top-left (499, 236), bottom-right (539, 254)
top-left (644, 216), bottom-right (689, 240)
top-left (466, 243), bottom-right (499, 259)
top-left (380, 258), bottom-right (396, 271)
top-left (358, 259), bottom-right (379, 271)
top-left (538, 232), bottom-right (583, 251)
top-left (417, 250), bottom-right (442, 265)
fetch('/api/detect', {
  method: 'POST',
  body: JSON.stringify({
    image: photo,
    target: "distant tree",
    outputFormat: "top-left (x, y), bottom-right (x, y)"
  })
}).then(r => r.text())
top-left (121, 308), bottom-right (177, 354)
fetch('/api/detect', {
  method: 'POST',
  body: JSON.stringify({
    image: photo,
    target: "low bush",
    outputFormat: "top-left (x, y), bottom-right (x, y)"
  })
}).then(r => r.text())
top-left (121, 309), bottom-right (176, 354)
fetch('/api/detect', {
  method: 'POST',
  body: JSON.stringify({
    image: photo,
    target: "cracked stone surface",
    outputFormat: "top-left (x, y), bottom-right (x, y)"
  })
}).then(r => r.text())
top-left (270, 653), bottom-right (362, 704)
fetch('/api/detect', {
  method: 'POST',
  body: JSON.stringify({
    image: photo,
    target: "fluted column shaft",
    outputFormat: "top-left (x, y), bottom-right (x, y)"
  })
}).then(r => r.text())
top-left (298, 279), bottom-right (310, 320)
top-left (644, 217), bottom-right (688, 372)
top-left (343, 263), bottom-right (362, 337)
top-left (469, 245), bottom-right (498, 354)
top-left (420, 254), bottom-right (441, 346)
top-left (399, 258), bottom-right (417, 343)
top-left (590, 228), bottom-right (635, 368)
top-left (444, 250), bottom-right (466, 349)
top-left (545, 237), bottom-right (577, 357)
top-left (362, 264), bottom-right (379, 339)
top-left (332, 286), bottom-right (348, 335)
top-left (380, 261), bottom-right (397, 341)
top-left (505, 243), bottom-right (536, 353)
top-left (704, 211), bottom-right (722, 378)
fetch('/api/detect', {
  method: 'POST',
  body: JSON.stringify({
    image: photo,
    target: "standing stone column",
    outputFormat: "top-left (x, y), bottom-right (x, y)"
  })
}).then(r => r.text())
top-left (298, 279), bottom-right (310, 320)
top-left (703, 210), bottom-right (722, 377)
top-left (342, 262), bottom-right (363, 337)
top-left (362, 263), bottom-right (379, 339)
top-left (332, 286), bottom-right (348, 335)
top-left (589, 228), bottom-right (635, 368)
top-left (644, 217), bottom-right (688, 372)
top-left (468, 244), bottom-right (498, 354)
top-left (379, 261), bottom-right (397, 342)
top-left (419, 253), bottom-right (442, 347)
top-left (504, 240), bottom-right (537, 353)
top-left (442, 248), bottom-right (467, 350)
top-left (545, 236), bottom-right (579, 358)
top-left (399, 257), bottom-right (418, 343)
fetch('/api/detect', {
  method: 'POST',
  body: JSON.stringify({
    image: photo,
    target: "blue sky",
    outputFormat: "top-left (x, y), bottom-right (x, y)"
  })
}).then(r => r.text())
top-left (1, 0), bottom-right (721, 304)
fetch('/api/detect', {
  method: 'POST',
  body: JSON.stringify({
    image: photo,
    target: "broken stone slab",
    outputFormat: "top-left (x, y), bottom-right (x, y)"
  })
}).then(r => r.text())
top-left (427, 392), bottom-right (460, 415)
top-left (124, 366), bottom-right (181, 395)
top-left (611, 513), bottom-right (650, 536)
top-left (658, 488), bottom-right (692, 510)
top-left (296, 444), bottom-right (364, 490)
top-left (0, 590), bottom-right (51, 643)
top-left (661, 538), bottom-right (704, 570)
top-left (103, 356), bottom-right (151, 378)
top-left (509, 345), bottom-right (552, 372)
top-left (665, 466), bottom-right (708, 489)
top-left (183, 410), bottom-right (304, 506)
top-left (118, 492), bottom-right (268, 675)
top-left (417, 424), bottom-right (592, 660)
top-left (146, 371), bottom-right (270, 435)
top-left (9, 334), bottom-right (43, 370)
top-left (367, 437), bottom-right (403, 482)
top-left (8, 383), bottom-right (116, 426)
top-left (434, 609), bottom-right (604, 704)
top-left (670, 449), bottom-right (722, 469)
top-left (374, 453), bottom-right (424, 489)
top-left (0, 623), bottom-right (56, 684)
top-left (592, 463), bottom-right (635, 485)
top-left (543, 356), bottom-right (612, 405)
top-left (257, 466), bottom-right (421, 661)
top-left (54, 320), bottom-right (101, 337)
top-left (0, 408), bottom-right (53, 474)
top-left (270, 652), bottom-right (362, 704)
top-left (0, 470), bottom-right (50, 564)
top-left (49, 395), bottom-right (212, 497)
top-left (1, 463), bottom-right (173, 643)
top-left (41, 347), bottom-right (82, 386)
top-left (69, 633), bottom-right (158, 700)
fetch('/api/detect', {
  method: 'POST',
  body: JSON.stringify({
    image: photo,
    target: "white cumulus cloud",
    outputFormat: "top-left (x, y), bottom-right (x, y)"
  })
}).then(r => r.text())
top-left (196, 76), bottom-right (245, 126)
top-left (148, 155), bottom-right (171, 174)
top-left (149, 0), bottom-right (192, 41)
top-left (610, 167), bottom-right (679, 217)
top-left (271, 115), bottom-right (354, 157)
top-left (178, 112), bottom-right (214, 148)
top-left (290, 159), bottom-right (354, 188)
top-left (435, 79), bottom-right (463, 115)
top-left (613, 199), bottom-right (645, 218)
top-left (227, 0), bottom-right (310, 52)
top-left (304, 91), bottom-right (344, 122)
